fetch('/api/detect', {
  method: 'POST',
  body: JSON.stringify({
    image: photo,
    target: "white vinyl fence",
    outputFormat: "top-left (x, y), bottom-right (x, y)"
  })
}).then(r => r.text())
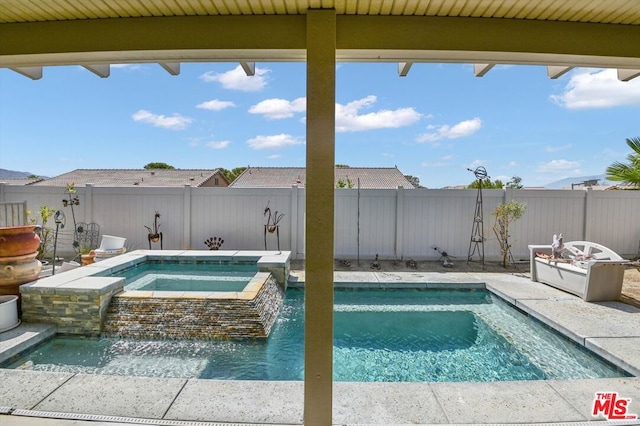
top-left (2, 183), bottom-right (639, 261)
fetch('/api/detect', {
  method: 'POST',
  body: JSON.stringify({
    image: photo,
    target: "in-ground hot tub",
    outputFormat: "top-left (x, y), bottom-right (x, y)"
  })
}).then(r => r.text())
top-left (20, 250), bottom-right (291, 339)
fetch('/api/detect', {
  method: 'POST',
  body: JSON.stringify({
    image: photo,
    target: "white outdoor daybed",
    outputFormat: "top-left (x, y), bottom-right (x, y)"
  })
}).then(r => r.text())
top-left (528, 241), bottom-right (629, 302)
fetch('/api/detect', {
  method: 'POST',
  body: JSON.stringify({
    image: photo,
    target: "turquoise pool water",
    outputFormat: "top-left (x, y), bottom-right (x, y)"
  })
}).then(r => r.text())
top-left (105, 260), bottom-right (257, 292)
top-left (2, 289), bottom-right (629, 382)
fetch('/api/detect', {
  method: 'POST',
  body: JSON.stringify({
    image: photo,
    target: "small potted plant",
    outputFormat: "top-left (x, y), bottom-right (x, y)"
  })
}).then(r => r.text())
top-left (80, 245), bottom-right (96, 265)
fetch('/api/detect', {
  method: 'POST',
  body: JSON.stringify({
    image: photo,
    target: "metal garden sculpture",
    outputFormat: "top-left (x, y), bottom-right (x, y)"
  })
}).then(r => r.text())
top-left (144, 211), bottom-right (163, 249)
top-left (263, 201), bottom-right (284, 253)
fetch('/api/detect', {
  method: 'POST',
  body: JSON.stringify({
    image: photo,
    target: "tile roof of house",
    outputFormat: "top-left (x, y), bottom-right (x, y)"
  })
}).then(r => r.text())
top-left (230, 167), bottom-right (416, 189)
top-left (29, 169), bottom-right (227, 187)
top-left (0, 178), bottom-right (44, 186)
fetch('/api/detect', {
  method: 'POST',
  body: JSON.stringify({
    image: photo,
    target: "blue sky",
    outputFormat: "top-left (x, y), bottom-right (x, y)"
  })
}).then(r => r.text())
top-left (1, 61), bottom-right (639, 188)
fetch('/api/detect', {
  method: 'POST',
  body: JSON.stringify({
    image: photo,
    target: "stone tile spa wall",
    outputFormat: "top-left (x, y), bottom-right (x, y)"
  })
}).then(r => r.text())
top-left (101, 272), bottom-right (285, 340)
top-left (21, 277), bottom-right (125, 335)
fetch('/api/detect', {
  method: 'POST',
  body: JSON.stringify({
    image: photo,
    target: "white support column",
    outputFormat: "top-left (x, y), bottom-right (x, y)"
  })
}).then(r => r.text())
top-left (305, 9), bottom-right (335, 426)
top-left (395, 186), bottom-right (405, 260)
top-left (183, 185), bottom-right (192, 249)
top-left (290, 184), bottom-right (299, 260)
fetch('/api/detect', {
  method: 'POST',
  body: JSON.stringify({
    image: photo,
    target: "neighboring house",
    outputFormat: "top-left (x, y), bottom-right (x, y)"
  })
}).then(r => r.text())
top-left (29, 169), bottom-right (230, 187)
top-left (230, 167), bottom-right (416, 189)
top-left (0, 177), bottom-right (45, 186)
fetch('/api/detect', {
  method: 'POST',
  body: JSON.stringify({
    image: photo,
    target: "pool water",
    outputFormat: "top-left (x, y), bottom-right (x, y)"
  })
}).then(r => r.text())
top-left (2, 289), bottom-right (628, 382)
top-left (106, 261), bottom-right (257, 292)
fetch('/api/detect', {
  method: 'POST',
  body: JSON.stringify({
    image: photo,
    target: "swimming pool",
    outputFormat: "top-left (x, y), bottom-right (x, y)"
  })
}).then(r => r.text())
top-left (3, 288), bottom-right (629, 382)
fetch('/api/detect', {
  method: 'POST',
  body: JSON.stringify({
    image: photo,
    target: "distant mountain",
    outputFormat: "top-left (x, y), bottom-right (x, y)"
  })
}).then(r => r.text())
top-left (0, 168), bottom-right (34, 179)
top-left (544, 174), bottom-right (610, 189)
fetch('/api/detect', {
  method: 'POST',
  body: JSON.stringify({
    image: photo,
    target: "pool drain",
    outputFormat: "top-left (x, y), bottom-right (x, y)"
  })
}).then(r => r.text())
top-left (9, 409), bottom-right (284, 426)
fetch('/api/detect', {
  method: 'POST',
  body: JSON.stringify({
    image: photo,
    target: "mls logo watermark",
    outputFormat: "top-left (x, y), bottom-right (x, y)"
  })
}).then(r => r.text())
top-left (592, 392), bottom-right (638, 420)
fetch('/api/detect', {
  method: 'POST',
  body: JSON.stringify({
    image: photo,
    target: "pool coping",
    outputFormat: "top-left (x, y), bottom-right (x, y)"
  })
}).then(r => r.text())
top-left (1, 269), bottom-right (639, 425)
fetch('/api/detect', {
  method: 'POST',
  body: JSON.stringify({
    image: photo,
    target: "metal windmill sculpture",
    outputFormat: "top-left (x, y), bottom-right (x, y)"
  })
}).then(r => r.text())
top-left (467, 166), bottom-right (488, 269)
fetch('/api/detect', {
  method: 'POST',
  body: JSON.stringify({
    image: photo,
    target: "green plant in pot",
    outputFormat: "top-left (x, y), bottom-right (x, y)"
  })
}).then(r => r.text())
top-left (29, 205), bottom-right (55, 262)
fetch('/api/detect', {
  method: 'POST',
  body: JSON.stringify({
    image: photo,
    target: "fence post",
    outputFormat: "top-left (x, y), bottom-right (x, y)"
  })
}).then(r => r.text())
top-left (0, 183), bottom-right (5, 202)
top-left (183, 185), bottom-right (192, 249)
top-left (396, 185), bottom-right (405, 260)
top-left (504, 187), bottom-right (511, 203)
top-left (85, 184), bottom-right (94, 224)
top-left (583, 187), bottom-right (592, 241)
top-left (291, 184), bottom-right (299, 259)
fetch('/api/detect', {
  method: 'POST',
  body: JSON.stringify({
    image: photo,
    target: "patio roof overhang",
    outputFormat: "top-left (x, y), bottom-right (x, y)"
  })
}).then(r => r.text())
top-left (2, 1), bottom-right (640, 425)
top-left (2, 14), bottom-right (640, 75)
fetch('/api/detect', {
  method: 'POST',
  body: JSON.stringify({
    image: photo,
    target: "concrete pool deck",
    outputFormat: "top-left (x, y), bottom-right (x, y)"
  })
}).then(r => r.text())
top-left (1, 269), bottom-right (639, 425)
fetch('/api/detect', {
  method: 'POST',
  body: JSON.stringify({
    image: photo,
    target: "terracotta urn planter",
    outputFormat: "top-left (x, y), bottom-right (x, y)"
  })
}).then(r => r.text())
top-left (0, 225), bottom-right (43, 300)
top-left (0, 225), bottom-right (41, 257)
top-left (0, 258), bottom-right (42, 287)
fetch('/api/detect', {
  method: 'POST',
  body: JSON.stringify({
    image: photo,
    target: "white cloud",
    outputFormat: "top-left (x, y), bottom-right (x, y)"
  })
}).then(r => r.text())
top-left (507, 161), bottom-right (518, 167)
top-left (545, 144), bottom-right (572, 153)
top-left (249, 97), bottom-right (306, 119)
top-left (111, 64), bottom-right (142, 70)
top-left (536, 159), bottom-right (580, 173)
top-left (550, 68), bottom-right (640, 109)
top-left (382, 153), bottom-right (396, 158)
top-left (468, 159), bottom-right (487, 170)
top-left (417, 117), bottom-right (482, 143)
top-left (267, 154), bottom-right (281, 159)
top-left (200, 65), bottom-right (269, 92)
top-left (335, 95), bottom-right (422, 132)
top-left (196, 99), bottom-right (236, 111)
top-left (206, 141), bottom-right (230, 149)
top-left (132, 109), bottom-right (192, 130)
top-left (247, 134), bottom-right (304, 150)
top-left (421, 155), bottom-right (454, 168)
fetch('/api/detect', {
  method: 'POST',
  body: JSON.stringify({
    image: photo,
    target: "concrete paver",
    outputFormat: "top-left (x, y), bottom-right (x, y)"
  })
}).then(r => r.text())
top-left (0, 370), bottom-right (73, 409)
top-left (548, 377), bottom-right (640, 421)
top-left (165, 380), bottom-right (303, 424)
top-left (430, 380), bottom-right (586, 423)
top-left (0, 417), bottom-right (138, 426)
top-left (33, 375), bottom-right (186, 419)
top-left (586, 337), bottom-right (640, 376)
top-left (517, 298), bottom-right (640, 344)
top-left (333, 382), bottom-right (448, 424)
top-left (0, 323), bottom-right (56, 364)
